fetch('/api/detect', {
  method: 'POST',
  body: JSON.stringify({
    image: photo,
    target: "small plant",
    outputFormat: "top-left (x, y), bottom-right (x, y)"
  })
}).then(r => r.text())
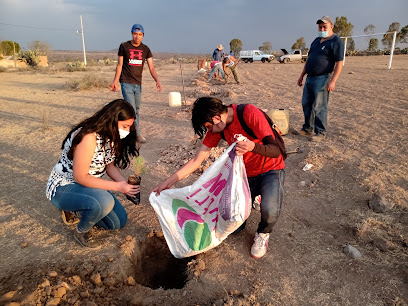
top-left (127, 156), bottom-right (146, 205)
top-left (66, 61), bottom-right (86, 72)
top-left (131, 156), bottom-right (147, 176)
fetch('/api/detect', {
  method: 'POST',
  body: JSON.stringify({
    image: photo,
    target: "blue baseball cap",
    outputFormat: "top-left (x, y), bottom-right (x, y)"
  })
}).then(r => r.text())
top-left (131, 24), bottom-right (144, 34)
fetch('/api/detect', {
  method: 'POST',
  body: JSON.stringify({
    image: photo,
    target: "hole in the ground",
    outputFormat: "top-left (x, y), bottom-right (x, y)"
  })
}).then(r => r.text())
top-left (134, 233), bottom-right (193, 290)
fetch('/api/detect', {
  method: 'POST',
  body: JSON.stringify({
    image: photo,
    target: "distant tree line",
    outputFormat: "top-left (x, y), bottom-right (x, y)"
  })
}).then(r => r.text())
top-left (228, 18), bottom-right (407, 57)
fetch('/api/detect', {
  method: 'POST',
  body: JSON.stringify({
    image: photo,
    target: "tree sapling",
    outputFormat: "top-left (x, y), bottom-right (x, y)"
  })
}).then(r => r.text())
top-left (127, 156), bottom-right (146, 205)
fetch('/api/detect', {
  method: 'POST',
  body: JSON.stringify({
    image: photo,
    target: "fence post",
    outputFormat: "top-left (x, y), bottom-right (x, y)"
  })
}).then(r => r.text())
top-left (388, 31), bottom-right (397, 69)
top-left (343, 37), bottom-right (348, 66)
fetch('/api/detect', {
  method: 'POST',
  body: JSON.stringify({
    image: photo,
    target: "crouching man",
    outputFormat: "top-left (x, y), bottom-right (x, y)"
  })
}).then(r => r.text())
top-left (153, 97), bottom-right (285, 259)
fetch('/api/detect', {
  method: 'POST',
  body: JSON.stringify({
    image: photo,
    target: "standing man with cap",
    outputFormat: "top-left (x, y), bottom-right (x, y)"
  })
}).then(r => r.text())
top-left (212, 44), bottom-right (225, 62)
top-left (110, 24), bottom-right (162, 143)
top-left (297, 16), bottom-right (344, 141)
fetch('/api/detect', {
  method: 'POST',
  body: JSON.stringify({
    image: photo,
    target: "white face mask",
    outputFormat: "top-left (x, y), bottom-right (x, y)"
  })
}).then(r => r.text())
top-left (318, 31), bottom-right (329, 38)
top-left (119, 129), bottom-right (130, 139)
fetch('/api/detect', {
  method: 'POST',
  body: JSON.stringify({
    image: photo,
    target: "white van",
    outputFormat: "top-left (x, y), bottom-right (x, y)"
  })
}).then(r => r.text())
top-left (239, 50), bottom-right (274, 63)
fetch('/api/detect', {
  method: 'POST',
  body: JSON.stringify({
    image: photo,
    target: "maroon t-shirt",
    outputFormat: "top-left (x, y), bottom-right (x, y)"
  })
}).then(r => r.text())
top-left (118, 41), bottom-right (152, 85)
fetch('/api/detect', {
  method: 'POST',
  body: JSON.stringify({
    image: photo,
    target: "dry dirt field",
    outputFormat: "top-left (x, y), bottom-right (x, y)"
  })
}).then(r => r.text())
top-left (0, 55), bottom-right (407, 306)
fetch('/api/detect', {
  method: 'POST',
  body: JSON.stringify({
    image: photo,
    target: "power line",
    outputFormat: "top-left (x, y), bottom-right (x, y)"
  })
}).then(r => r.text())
top-left (0, 22), bottom-right (75, 32)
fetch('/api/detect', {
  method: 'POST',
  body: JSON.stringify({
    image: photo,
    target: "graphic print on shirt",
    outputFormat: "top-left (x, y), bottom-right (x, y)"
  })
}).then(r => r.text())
top-left (129, 49), bottom-right (143, 66)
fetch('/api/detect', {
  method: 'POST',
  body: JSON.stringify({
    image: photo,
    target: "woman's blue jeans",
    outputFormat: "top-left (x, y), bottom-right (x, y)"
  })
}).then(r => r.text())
top-left (235, 169), bottom-right (285, 234)
top-left (121, 82), bottom-right (142, 133)
top-left (51, 183), bottom-right (127, 233)
top-left (301, 74), bottom-right (330, 135)
top-left (207, 64), bottom-right (225, 81)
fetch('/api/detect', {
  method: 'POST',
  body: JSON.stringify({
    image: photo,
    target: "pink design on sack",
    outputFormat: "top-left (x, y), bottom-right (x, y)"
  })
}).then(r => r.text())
top-left (177, 208), bottom-right (205, 228)
top-left (202, 173), bottom-right (226, 196)
top-left (186, 188), bottom-right (202, 200)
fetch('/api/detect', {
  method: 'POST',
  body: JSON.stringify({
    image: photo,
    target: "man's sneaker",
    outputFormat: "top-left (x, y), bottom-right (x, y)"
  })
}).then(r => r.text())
top-left (74, 230), bottom-right (100, 249)
top-left (298, 129), bottom-right (312, 136)
top-left (251, 232), bottom-right (270, 259)
top-left (311, 133), bottom-right (326, 142)
top-left (137, 135), bottom-right (147, 143)
top-left (61, 210), bottom-right (79, 226)
top-left (253, 195), bottom-right (261, 211)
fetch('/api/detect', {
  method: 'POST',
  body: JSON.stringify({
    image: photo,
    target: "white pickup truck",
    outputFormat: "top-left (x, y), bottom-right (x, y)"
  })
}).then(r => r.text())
top-left (277, 49), bottom-right (308, 63)
top-left (239, 50), bottom-right (274, 63)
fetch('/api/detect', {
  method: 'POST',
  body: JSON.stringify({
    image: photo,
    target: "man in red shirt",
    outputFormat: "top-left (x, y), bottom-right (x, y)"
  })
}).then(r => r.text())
top-left (154, 97), bottom-right (285, 258)
top-left (110, 24), bottom-right (162, 143)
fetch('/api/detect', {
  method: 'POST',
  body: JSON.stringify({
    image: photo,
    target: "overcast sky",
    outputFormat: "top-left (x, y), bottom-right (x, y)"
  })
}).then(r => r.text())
top-left (1, 0), bottom-right (407, 54)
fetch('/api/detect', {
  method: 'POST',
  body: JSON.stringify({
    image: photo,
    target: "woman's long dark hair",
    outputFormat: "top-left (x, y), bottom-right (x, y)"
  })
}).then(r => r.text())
top-left (61, 99), bottom-right (139, 169)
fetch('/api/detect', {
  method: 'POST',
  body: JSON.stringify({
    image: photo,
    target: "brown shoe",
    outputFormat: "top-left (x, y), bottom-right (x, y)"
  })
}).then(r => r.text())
top-left (74, 230), bottom-right (101, 249)
top-left (298, 130), bottom-right (312, 136)
top-left (137, 135), bottom-right (147, 143)
top-left (311, 133), bottom-right (326, 142)
top-left (61, 210), bottom-right (79, 225)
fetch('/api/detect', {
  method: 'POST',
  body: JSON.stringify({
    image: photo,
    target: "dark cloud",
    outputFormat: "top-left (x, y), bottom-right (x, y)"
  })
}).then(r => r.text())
top-left (0, 0), bottom-right (406, 52)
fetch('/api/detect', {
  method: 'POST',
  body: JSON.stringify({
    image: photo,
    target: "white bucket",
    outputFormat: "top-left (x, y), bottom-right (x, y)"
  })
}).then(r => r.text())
top-left (169, 92), bottom-right (182, 107)
top-left (267, 109), bottom-right (290, 135)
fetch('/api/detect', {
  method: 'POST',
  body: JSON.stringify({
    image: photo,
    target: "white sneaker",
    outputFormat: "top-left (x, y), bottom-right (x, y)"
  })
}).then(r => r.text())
top-left (251, 233), bottom-right (270, 259)
top-left (252, 195), bottom-right (261, 211)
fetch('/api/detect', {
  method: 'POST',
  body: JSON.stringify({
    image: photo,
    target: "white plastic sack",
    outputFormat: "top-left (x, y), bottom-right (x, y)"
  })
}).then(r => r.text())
top-left (149, 141), bottom-right (251, 258)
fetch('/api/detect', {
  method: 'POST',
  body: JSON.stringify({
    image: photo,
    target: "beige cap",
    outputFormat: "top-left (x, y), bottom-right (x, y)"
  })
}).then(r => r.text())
top-left (316, 16), bottom-right (333, 24)
top-left (217, 44), bottom-right (223, 50)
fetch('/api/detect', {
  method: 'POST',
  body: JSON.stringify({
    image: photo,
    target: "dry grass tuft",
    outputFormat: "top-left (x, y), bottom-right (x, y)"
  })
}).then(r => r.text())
top-left (66, 73), bottom-right (109, 91)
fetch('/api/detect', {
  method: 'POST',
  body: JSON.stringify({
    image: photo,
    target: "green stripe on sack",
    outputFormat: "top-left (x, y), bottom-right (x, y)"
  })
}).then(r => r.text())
top-left (172, 198), bottom-right (196, 214)
top-left (184, 221), bottom-right (212, 251)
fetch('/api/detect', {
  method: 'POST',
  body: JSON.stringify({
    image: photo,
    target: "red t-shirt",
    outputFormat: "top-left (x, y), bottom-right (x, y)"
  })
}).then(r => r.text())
top-left (118, 41), bottom-right (152, 85)
top-left (203, 104), bottom-right (285, 177)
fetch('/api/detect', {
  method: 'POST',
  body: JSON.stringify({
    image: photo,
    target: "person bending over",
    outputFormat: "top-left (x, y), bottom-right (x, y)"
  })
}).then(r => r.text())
top-left (154, 97), bottom-right (285, 259)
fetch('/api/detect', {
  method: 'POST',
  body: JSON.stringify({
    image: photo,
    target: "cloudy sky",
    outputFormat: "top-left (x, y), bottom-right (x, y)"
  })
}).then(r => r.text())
top-left (0, 0), bottom-right (407, 54)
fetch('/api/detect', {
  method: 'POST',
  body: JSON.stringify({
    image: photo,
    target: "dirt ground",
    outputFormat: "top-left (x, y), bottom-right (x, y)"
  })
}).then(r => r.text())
top-left (0, 55), bottom-right (407, 306)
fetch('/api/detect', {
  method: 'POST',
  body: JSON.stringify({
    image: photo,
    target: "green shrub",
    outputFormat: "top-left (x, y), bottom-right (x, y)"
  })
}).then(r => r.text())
top-left (66, 61), bottom-right (86, 72)
top-left (20, 50), bottom-right (40, 67)
top-left (66, 73), bottom-right (109, 91)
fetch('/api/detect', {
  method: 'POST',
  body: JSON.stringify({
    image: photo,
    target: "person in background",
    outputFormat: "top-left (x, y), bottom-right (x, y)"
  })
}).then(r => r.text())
top-left (153, 97), bottom-right (285, 259)
top-left (110, 23), bottom-right (162, 143)
top-left (297, 16), bottom-right (344, 141)
top-left (46, 99), bottom-right (140, 248)
top-left (206, 61), bottom-right (226, 83)
top-left (223, 55), bottom-right (240, 84)
top-left (212, 44), bottom-right (225, 62)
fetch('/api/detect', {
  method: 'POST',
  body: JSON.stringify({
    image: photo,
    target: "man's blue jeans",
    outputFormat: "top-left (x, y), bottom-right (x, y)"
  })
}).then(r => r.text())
top-left (51, 183), bottom-right (127, 233)
top-left (207, 64), bottom-right (225, 81)
top-left (235, 169), bottom-right (285, 234)
top-left (121, 83), bottom-right (142, 133)
top-left (301, 74), bottom-right (330, 135)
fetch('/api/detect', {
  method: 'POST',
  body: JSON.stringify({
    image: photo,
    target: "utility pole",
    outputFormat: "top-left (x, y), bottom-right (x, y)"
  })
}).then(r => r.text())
top-left (13, 41), bottom-right (16, 68)
top-left (80, 15), bottom-right (87, 65)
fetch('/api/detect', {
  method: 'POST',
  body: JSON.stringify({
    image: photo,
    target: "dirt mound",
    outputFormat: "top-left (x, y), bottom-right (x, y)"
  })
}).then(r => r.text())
top-left (158, 140), bottom-right (227, 173)
top-left (0, 231), bottom-right (208, 305)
